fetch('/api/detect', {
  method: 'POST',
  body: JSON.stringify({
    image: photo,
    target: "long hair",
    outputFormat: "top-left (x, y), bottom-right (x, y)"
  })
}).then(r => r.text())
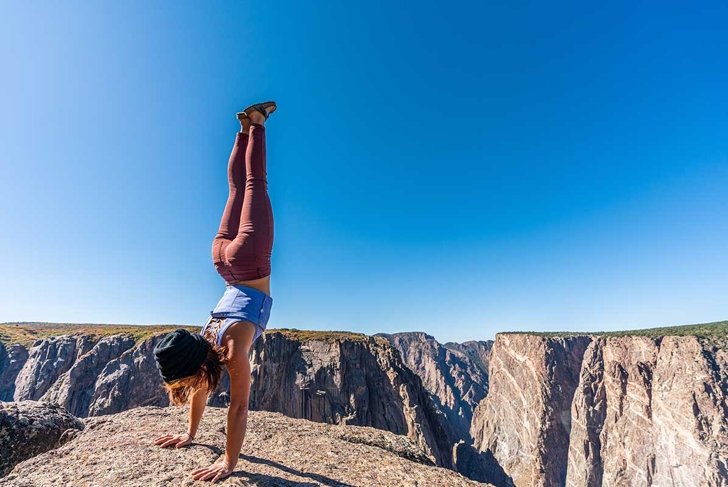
top-left (164, 329), bottom-right (227, 406)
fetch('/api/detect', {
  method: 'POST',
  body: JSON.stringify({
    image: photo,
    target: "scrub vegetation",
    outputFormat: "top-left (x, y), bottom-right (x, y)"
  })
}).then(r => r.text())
top-left (257, 328), bottom-right (371, 342)
top-left (0, 322), bottom-right (196, 347)
top-left (502, 320), bottom-right (728, 339)
top-left (0, 323), bottom-right (373, 347)
top-left (3, 320), bottom-right (725, 348)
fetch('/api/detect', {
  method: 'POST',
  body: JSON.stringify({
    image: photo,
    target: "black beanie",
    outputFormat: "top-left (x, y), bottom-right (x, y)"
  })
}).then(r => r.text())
top-left (153, 329), bottom-right (210, 383)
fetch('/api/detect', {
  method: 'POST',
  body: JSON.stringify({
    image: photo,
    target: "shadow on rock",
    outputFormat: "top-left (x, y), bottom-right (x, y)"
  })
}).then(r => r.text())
top-left (454, 441), bottom-right (514, 487)
top-left (189, 442), bottom-right (223, 455)
top-left (238, 454), bottom-right (356, 487)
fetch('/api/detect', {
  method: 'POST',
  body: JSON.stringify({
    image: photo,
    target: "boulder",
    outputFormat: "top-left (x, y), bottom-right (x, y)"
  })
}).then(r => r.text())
top-left (0, 401), bottom-right (83, 477)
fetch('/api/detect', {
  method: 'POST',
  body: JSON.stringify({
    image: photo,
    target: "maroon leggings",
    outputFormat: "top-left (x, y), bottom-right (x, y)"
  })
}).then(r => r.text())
top-left (212, 124), bottom-right (274, 282)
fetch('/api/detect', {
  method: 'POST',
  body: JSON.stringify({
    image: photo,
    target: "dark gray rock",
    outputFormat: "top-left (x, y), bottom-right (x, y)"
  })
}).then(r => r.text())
top-left (14, 335), bottom-right (96, 401)
top-left (0, 401), bottom-right (83, 477)
top-left (444, 340), bottom-right (493, 379)
top-left (379, 332), bottom-right (490, 443)
top-left (0, 344), bottom-right (28, 401)
top-left (88, 334), bottom-right (169, 416)
top-left (43, 335), bottom-right (136, 417)
top-left (242, 332), bottom-right (456, 470)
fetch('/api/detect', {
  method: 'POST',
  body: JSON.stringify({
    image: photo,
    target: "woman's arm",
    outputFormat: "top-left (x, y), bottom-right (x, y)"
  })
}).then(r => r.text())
top-left (191, 322), bottom-right (255, 483)
top-left (221, 340), bottom-right (252, 467)
top-left (187, 385), bottom-right (209, 438)
top-left (154, 384), bottom-right (208, 449)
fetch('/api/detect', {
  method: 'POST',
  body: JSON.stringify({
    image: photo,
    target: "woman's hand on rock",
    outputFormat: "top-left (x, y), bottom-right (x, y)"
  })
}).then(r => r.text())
top-left (191, 460), bottom-right (234, 483)
top-left (153, 432), bottom-right (193, 449)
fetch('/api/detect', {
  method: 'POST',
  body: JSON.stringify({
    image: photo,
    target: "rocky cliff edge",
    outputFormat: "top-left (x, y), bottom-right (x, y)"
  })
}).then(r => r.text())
top-left (1, 405), bottom-right (489, 487)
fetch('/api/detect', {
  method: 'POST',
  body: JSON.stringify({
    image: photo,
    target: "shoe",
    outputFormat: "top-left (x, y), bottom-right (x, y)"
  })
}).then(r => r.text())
top-left (236, 101), bottom-right (277, 121)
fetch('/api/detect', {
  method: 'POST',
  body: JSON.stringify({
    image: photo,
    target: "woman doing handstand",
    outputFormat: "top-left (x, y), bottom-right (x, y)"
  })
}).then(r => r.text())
top-left (151, 101), bottom-right (277, 483)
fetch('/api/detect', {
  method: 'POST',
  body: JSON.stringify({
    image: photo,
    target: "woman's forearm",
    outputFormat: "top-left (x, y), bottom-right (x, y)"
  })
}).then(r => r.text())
top-left (219, 322), bottom-right (256, 471)
top-left (187, 387), bottom-right (208, 438)
top-left (223, 404), bottom-right (248, 468)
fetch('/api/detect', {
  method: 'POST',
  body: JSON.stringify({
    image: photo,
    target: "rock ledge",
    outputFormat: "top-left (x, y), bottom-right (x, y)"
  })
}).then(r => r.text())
top-left (2, 406), bottom-right (488, 486)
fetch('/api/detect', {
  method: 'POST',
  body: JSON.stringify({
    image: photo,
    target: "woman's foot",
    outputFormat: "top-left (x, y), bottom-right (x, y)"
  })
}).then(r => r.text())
top-left (237, 114), bottom-right (251, 134)
top-left (238, 101), bottom-right (277, 126)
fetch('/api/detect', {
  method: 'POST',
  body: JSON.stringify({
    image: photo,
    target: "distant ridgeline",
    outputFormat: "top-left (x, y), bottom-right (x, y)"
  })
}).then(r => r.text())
top-left (1, 320), bottom-right (726, 485)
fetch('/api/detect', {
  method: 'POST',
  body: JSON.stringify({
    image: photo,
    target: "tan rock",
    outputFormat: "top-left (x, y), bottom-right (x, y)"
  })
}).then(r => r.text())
top-left (1, 406), bottom-right (489, 487)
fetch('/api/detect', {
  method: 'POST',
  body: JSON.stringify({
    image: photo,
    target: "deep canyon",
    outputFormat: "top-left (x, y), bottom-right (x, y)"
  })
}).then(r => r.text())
top-left (1, 321), bottom-right (726, 486)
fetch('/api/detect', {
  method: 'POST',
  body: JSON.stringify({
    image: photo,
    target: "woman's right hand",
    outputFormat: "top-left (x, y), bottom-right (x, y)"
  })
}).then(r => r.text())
top-left (154, 432), bottom-right (194, 449)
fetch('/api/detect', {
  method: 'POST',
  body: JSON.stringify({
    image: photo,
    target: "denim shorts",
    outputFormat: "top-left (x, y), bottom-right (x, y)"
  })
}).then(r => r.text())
top-left (202, 284), bottom-right (273, 344)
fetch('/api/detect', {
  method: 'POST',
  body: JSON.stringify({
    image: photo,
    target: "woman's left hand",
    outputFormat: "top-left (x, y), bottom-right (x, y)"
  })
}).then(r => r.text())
top-left (191, 460), bottom-right (234, 483)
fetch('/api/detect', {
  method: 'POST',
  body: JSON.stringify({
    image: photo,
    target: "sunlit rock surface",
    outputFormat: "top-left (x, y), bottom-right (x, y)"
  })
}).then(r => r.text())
top-left (1, 406), bottom-right (488, 487)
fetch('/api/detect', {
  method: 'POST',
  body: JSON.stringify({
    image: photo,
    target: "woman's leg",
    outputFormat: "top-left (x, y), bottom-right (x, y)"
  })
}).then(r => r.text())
top-left (216, 133), bottom-right (249, 239)
top-left (223, 123), bottom-right (274, 280)
top-left (212, 131), bottom-right (249, 281)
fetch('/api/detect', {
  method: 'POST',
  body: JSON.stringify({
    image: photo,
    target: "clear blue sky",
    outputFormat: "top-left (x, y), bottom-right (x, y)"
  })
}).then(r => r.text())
top-left (1, 2), bottom-right (726, 342)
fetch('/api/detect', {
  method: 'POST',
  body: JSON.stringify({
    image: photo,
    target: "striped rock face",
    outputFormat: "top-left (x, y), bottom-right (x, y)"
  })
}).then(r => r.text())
top-left (470, 333), bottom-right (728, 487)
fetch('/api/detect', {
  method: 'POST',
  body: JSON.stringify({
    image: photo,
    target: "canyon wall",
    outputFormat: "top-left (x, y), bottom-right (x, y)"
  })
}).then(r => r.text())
top-left (566, 335), bottom-right (728, 487)
top-left (471, 333), bottom-right (728, 486)
top-left (470, 334), bottom-right (590, 486)
top-left (0, 344), bottom-right (27, 401)
top-left (4, 325), bottom-right (728, 486)
top-left (245, 332), bottom-right (456, 469)
top-left (444, 340), bottom-right (493, 383)
top-left (379, 332), bottom-right (491, 442)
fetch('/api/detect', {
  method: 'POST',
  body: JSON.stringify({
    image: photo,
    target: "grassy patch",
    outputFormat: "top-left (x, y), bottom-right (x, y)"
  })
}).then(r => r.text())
top-left (6, 320), bottom-right (724, 349)
top-left (0, 323), bottom-right (373, 347)
top-left (501, 320), bottom-right (728, 339)
top-left (0, 322), bottom-right (196, 347)
top-left (268, 328), bottom-right (370, 342)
